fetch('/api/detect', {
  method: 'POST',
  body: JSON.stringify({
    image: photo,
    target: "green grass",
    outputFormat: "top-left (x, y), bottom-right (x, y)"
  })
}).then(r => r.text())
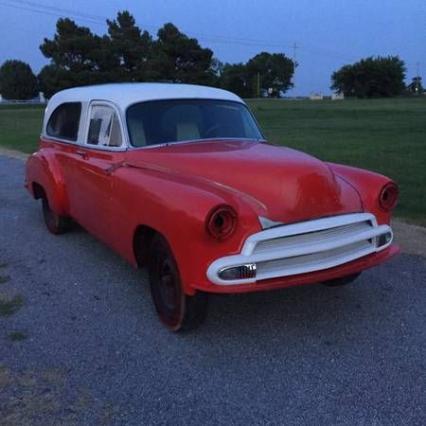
top-left (0, 294), bottom-right (24, 317)
top-left (0, 275), bottom-right (11, 285)
top-left (247, 97), bottom-right (426, 224)
top-left (0, 98), bottom-right (425, 223)
top-left (0, 104), bottom-right (44, 153)
top-left (8, 331), bottom-right (28, 342)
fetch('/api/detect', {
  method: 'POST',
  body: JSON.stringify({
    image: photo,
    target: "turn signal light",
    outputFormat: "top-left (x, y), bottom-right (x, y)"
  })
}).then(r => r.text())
top-left (206, 205), bottom-right (237, 240)
top-left (379, 182), bottom-right (399, 211)
top-left (376, 232), bottom-right (392, 247)
top-left (219, 264), bottom-right (257, 280)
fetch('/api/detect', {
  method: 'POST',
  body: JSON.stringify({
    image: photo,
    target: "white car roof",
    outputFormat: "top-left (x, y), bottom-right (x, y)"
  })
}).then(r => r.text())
top-left (47, 83), bottom-right (244, 112)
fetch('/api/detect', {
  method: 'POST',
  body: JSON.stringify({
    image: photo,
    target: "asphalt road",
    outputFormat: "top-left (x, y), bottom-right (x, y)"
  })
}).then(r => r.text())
top-left (0, 155), bottom-right (425, 425)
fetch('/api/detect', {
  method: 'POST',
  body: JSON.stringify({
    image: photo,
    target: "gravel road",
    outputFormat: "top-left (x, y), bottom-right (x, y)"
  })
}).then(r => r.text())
top-left (0, 155), bottom-right (425, 425)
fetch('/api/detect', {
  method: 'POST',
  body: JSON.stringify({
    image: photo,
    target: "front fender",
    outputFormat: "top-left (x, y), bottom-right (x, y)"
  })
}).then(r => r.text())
top-left (114, 165), bottom-right (261, 295)
top-left (328, 162), bottom-right (396, 224)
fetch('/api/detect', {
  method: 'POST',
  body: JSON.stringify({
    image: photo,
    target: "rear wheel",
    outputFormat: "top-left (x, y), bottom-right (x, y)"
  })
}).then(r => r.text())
top-left (148, 235), bottom-right (208, 331)
top-left (41, 196), bottom-right (70, 235)
top-left (322, 272), bottom-right (361, 287)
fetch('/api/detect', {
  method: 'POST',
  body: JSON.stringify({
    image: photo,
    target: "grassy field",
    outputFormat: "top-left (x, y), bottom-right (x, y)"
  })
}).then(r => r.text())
top-left (248, 98), bottom-right (426, 224)
top-left (0, 104), bottom-right (45, 153)
top-left (1, 98), bottom-right (425, 223)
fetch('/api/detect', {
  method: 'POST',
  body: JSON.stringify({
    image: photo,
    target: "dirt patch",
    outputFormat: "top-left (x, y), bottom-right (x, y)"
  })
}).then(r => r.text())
top-left (0, 366), bottom-right (117, 425)
top-left (392, 219), bottom-right (426, 258)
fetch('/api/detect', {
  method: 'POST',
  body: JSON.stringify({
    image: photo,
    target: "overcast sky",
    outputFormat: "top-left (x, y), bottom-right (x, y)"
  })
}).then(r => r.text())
top-left (1, 0), bottom-right (425, 95)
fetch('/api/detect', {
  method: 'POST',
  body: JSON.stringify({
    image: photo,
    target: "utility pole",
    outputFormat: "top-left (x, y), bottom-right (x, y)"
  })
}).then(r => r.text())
top-left (292, 42), bottom-right (299, 65)
top-left (292, 42), bottom-right (299, 93)
top-left (257, 72), bottom-right (261, 98)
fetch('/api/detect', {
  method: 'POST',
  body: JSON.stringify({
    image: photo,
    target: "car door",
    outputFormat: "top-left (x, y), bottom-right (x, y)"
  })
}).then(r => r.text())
top-left (63, 101), bottom-right (126, 242)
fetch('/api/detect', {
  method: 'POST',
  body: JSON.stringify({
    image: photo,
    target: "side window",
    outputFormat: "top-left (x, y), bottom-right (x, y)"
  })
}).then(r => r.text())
top-left (46, 102), bottom-right (81, 141)
top-left (87, 105), bottom-right (123, 148)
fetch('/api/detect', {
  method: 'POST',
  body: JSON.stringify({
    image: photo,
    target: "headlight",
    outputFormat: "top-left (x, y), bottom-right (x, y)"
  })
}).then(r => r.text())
top-left (379, 182), bottom-right (399, 211)
top-left (206, 205), bottom-right (237, 240)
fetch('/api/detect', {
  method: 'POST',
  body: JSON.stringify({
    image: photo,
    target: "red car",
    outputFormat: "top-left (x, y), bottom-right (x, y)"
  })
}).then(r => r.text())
top-left (25, 83), bottom-right (399, 330)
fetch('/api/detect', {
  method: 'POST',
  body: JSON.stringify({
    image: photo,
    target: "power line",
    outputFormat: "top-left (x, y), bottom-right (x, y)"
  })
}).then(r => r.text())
top-left (1, 0), bottom-right (357, 62)
top-left (8, 0), bottom-right (106, 22)
top-left (1, 0), bottom-right (295, 49)
top-left (1, 0), bottom-right (105, 25)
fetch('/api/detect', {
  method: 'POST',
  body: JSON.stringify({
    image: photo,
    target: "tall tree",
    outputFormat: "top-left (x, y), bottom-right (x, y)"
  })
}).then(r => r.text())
top-left (39, 18), bottom-right (109, 96)
top-left (331, 56), bottom-right (406, 98)
top-left (153, 23), bottom-right (215, 84)
top-left (106, 11), bottom-right (153, 81)
top-left (40, 18), bottom-right (102, 73)
top-left (246, 52), bottom-right (295, 97)
top-left (0, 60), bottom-right (38, 100)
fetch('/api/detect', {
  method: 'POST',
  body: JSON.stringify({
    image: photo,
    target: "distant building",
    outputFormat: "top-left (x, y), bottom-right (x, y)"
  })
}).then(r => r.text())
top-left (0, 92), bottom-right (46, 104)
top-left (332, 92), bottom-right (345, 101)
top-left (407, 76), bottom-right (424, 95)
top-left (310, 92), bottom-right (323, 100)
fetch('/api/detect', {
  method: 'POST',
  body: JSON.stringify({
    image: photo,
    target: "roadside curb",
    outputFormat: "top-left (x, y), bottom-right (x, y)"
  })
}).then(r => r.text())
top-left (0, 147), bottom-right (30, 161)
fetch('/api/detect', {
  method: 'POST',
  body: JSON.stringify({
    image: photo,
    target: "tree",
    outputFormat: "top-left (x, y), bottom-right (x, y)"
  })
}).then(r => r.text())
top-left (219, 63), bottom-right (252, 98)
top-left (40, 18), bottom-right (102, 73)
top-left (38, 65), bottom-right (72, 98)
top-left (246, 52), bottom-right (295, 97)
top-left (153, 23), bottom-right (216, 84)
top-left (37, 12), bottom-right (297, 97)
top-left (39, 18), bottom-right (109, 96)
top-left (331, 56), bottom-right (406, 98)
top-left (106, 11), bottom-right (153, 81)
top-left (0, 60), bottom-right (37, 100)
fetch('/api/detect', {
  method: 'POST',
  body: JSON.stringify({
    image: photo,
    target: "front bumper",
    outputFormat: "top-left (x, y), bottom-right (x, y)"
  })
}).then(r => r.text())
top-left (203, 213), bottom-right (396, 292)
top-left (194, 243), bottom-right (399, 294)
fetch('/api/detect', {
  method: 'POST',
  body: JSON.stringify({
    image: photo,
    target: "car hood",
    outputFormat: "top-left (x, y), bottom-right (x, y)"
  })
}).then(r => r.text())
top-left (126, 140), bottom-right (363, 223)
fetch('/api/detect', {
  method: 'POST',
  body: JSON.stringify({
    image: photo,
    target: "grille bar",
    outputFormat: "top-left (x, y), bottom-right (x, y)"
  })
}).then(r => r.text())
top-left (256, 240), bottom-right (373, 280)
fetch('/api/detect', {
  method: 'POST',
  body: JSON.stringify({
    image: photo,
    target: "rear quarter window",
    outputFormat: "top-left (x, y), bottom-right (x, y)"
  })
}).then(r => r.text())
top-left (46, 102), bottom-right (82, 141)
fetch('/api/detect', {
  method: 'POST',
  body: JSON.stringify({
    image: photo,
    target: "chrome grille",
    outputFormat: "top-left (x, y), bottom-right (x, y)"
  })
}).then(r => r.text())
top-left (207, 213), bottom-right (393, 286)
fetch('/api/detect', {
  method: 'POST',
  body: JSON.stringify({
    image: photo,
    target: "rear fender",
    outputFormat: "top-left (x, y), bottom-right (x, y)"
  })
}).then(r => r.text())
top-left (26, 150), bottom-right (68, 216)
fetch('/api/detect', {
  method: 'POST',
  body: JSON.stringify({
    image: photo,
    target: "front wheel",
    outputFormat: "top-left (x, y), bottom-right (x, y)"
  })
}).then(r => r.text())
top-left (322, 272), bottom-right (361, 287)
top-left (148, 235), bottom-right (208, 331)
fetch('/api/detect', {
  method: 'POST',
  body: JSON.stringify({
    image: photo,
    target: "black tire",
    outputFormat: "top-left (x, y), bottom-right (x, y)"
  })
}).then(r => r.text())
top-left (41, 196), bottom-right (70, 235)
top-left (322, 272), bottom-right (361, 287)
top-left (148, 235), bottom-right (208, 331)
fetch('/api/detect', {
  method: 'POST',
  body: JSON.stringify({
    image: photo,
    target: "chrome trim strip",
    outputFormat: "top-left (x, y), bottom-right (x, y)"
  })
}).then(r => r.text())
top-left (128, 137), bottom-right (267, 151)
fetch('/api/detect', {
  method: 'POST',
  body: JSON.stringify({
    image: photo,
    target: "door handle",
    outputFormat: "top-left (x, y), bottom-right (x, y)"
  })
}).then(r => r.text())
top-left (76, 150), bottom-right (88, 159)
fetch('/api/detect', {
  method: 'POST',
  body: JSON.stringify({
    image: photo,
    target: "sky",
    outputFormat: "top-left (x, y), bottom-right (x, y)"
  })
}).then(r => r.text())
top-left (1, 0), bottom-right (425, 96)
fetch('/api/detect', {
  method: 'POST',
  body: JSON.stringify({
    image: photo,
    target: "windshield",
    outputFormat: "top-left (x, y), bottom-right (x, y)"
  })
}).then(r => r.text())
top-left (126, 99), bottom-right (263, 147)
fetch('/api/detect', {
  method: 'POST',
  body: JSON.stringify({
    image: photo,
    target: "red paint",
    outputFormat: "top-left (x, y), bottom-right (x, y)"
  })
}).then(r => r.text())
top-left (26, 138), bottom-right (398, 295)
